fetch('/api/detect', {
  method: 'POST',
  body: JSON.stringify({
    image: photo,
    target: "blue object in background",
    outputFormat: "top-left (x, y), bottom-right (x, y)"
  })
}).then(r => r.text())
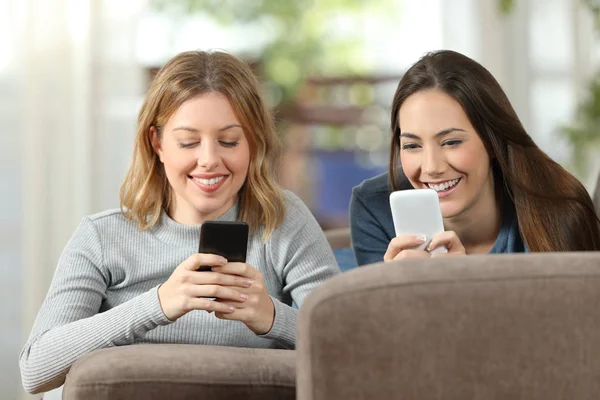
top-left (333, 247), bottom-right (359, 272)
top-left (312, 150), bottom-right (386, 222)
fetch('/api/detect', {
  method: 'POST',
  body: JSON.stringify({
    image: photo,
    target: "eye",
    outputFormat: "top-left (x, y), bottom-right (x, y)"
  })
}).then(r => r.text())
top-left (401, 143), bottom-right (420, 151)
top-left (442, 139), bottom-right (462, 147)
top-left (219, 141), bottom-right (239, 148)
top-left (178, 142), bottom-right (199, 149)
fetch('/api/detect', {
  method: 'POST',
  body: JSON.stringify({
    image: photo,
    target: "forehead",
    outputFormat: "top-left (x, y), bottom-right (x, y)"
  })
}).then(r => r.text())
top-left (398, 89), bottom-right (472, 135)
top-left (167, 92), bottom-right (240, 127)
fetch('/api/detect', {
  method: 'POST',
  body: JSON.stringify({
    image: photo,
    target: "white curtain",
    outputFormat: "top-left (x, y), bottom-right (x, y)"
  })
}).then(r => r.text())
top-left (0, 0), bottom-right (146, 398)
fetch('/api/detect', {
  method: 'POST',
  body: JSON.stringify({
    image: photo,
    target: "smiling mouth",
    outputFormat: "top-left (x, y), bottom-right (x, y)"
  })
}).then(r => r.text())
top-left (190, 176), bottom-right (226, 186)
top-left (425, 178), bottom-right (461, 192)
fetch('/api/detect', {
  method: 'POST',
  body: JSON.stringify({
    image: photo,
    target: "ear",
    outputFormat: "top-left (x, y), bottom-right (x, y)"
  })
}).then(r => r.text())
top-left (149, 126), bottom-right (164, 162)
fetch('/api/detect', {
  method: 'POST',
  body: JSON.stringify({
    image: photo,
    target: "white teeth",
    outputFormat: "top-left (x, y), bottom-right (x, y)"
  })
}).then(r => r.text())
top-left (427, 178), bottom-right (460, 192)
top-left (193, 176), bottom-right (225, 185)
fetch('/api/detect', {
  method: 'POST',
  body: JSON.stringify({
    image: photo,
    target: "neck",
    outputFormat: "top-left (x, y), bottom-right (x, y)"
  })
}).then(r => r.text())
top-left (443, 186), bottom-right (502, 254)
top-left (169, 196), bottom-right (237, 226)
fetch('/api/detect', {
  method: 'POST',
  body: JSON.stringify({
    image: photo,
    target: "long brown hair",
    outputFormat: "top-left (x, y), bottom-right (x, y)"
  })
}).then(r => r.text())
top-left (120, 50), bottom-right (284, 239)
top-left (389, 50), bottom-right (600, 251)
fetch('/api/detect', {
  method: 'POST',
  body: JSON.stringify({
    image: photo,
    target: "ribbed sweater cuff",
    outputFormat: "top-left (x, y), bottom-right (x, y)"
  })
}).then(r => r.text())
top-left (147, 285), bottom-right (173, 326)
top-left (258, 297), bottom-right (297, 349)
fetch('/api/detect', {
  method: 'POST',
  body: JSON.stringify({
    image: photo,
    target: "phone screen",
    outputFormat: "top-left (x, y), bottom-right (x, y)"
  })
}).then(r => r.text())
top-left (198, 221), bottom-right (249, 271)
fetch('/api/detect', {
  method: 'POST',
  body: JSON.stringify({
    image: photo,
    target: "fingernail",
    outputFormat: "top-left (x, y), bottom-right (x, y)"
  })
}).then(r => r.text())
top-left (240, 293), bottom-right (249, 300)
top-left (417, 235), bottom-right (427, 243)
top-left (211, 266), bottom-right (221, 272)
top-left (228, 306), bottom-right (235, 312)
top-left (219, 257), bottom-right (228, 265)
top-left (244, 279), bottom-right (254, 287)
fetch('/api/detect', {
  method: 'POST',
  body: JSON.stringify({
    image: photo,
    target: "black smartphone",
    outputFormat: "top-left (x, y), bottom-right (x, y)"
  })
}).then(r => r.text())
top-left (197, 221), bottom-right (249, 271)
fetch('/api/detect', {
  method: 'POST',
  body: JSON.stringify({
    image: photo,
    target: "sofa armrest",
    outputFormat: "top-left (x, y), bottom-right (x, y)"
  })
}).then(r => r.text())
top-left (298, 252), bottom-right (600, 400)
top-left (324, 228), bottom-right (351, 251)
top-left (63, 344), bottom-right (295, 400)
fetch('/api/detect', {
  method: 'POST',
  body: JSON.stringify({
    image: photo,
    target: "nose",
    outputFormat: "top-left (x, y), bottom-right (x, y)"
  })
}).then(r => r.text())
top-left (421, 146), bottom-right (445, 177)
top-left (197, 142), bottom-right (220, 170)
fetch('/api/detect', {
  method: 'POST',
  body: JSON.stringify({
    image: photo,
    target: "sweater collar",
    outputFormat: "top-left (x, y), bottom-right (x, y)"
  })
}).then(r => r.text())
top-left (152, 202), bottom-right (239, 248)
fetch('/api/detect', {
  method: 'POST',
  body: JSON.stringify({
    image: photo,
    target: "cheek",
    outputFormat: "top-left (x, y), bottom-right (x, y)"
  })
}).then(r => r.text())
top-left (226, 147), bottom-right (251, 177)
top-left (400, 153), bottom-right (420, 182)
top-left (450, 147), bottom-right (490, 179)
top-left (162, 149), bottom-right (196, 175)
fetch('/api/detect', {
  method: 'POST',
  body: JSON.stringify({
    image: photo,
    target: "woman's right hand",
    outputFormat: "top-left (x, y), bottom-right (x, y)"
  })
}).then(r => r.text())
top-left (157, 253), bottom-right (254, 321)
top-left (383, 235), bottom-right (430, 262)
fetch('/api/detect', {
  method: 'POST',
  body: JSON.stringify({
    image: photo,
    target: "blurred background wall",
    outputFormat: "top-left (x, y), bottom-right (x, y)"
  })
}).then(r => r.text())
top-left (1, 0), bottom-right (599, 398)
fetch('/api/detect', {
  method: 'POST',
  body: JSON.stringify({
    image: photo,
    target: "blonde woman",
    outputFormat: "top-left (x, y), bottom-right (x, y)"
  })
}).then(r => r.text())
top-left (20, 51), bottom-right (340, 394)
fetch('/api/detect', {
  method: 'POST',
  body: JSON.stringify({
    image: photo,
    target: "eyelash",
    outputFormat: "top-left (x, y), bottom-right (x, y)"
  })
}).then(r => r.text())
top-left (401, 140), bottom-right (463, 151)
top-left (443, 140), bottom-right (462, 147)
top-left (177, 141), bottom-right (239, 149)
top-left (220, 141), bottom-right (239, 148)
top-left (401, 143), bottom-right (420, 151)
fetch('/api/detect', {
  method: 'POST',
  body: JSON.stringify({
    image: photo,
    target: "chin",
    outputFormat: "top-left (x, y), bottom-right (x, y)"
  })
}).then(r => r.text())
top-left (440, 203), bottom-right (465, 219)
top-left (195, 195), bottom-right (234, 212)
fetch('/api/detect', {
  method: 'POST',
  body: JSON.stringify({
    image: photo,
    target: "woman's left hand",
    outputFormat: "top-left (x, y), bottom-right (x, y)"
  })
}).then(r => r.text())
top-left (427, 231), bottom-right (466, 256)
top-left (210, 262), bottom-right (275, 335)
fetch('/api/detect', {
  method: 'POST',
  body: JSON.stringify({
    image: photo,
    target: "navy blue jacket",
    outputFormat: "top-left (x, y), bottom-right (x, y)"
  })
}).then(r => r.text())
top-left (349, 172), bottom-right (526, 266)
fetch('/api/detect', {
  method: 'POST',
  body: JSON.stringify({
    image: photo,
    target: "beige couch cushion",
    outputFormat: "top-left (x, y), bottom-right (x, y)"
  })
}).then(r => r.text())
top-left (63, 344), bottom-right (295, 400)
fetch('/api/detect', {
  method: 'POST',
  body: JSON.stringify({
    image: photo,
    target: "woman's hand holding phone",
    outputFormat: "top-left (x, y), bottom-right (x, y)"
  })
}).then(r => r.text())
top-left (427, 231), bottom-right (466, 256)
top-left (210, 262), bottom-right (275, 335)
top-left (384, 235), bottom-right (430, 261)
top-left (384, 231), bottom-right (466, 262)
top-left (157, 253), bottom-right (253, 321)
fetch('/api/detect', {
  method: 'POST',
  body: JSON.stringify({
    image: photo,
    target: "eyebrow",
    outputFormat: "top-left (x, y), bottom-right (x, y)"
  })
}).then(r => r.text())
top-left (400, 127), bottom-right (466, 140)
top-left (172, 124), bottom-right (243, 133)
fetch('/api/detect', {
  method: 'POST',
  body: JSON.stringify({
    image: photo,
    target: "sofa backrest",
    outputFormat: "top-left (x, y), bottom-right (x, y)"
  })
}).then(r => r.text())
top-left (298, 252), bottom-right (600, 400)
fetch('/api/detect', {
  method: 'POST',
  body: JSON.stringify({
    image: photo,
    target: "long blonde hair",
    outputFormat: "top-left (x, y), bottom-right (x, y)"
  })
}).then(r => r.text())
top-left (120, 50), bottom-right (285, 239)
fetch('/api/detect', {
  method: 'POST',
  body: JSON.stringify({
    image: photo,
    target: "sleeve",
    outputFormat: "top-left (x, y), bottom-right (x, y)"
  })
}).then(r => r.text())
top-left (260, 193), bottom-right (341, 349)
top-left (19, 217), bottom-right (172, 394)
top-left (349, 186), bottom-right (391, 266)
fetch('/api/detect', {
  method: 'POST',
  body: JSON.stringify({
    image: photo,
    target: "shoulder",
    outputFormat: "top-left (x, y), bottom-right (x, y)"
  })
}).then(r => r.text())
top-left (265, 189), bottom-right (320, 241)
top-left (82, 208), bottom-right (138, 236)
top-left (61, 209), bottom-right (131, 259)
top-left (87, 208), bottom-right (126, 222)
top-left (352, 172), bottom-right (393, 200)
top-left (86, 208), bottom-right (130, 226)
top-left (279, 189), bottom-right (313, 223)
top-left (351, 173), bottom-right (396, 214)
top-left (353, 170), bottom-right (413, 199)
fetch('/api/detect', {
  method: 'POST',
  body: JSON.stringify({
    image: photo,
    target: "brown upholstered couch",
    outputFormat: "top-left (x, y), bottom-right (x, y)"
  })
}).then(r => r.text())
top-left (297, 252), bottom-right (600, 400)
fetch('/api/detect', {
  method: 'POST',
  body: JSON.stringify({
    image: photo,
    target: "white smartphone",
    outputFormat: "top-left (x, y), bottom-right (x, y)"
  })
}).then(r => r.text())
top-left (389, 189), bottom-right (447, 254)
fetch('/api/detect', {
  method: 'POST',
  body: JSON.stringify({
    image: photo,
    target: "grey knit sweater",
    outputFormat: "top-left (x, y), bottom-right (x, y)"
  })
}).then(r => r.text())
top-left (20, 190), bottom-right (340, 393)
